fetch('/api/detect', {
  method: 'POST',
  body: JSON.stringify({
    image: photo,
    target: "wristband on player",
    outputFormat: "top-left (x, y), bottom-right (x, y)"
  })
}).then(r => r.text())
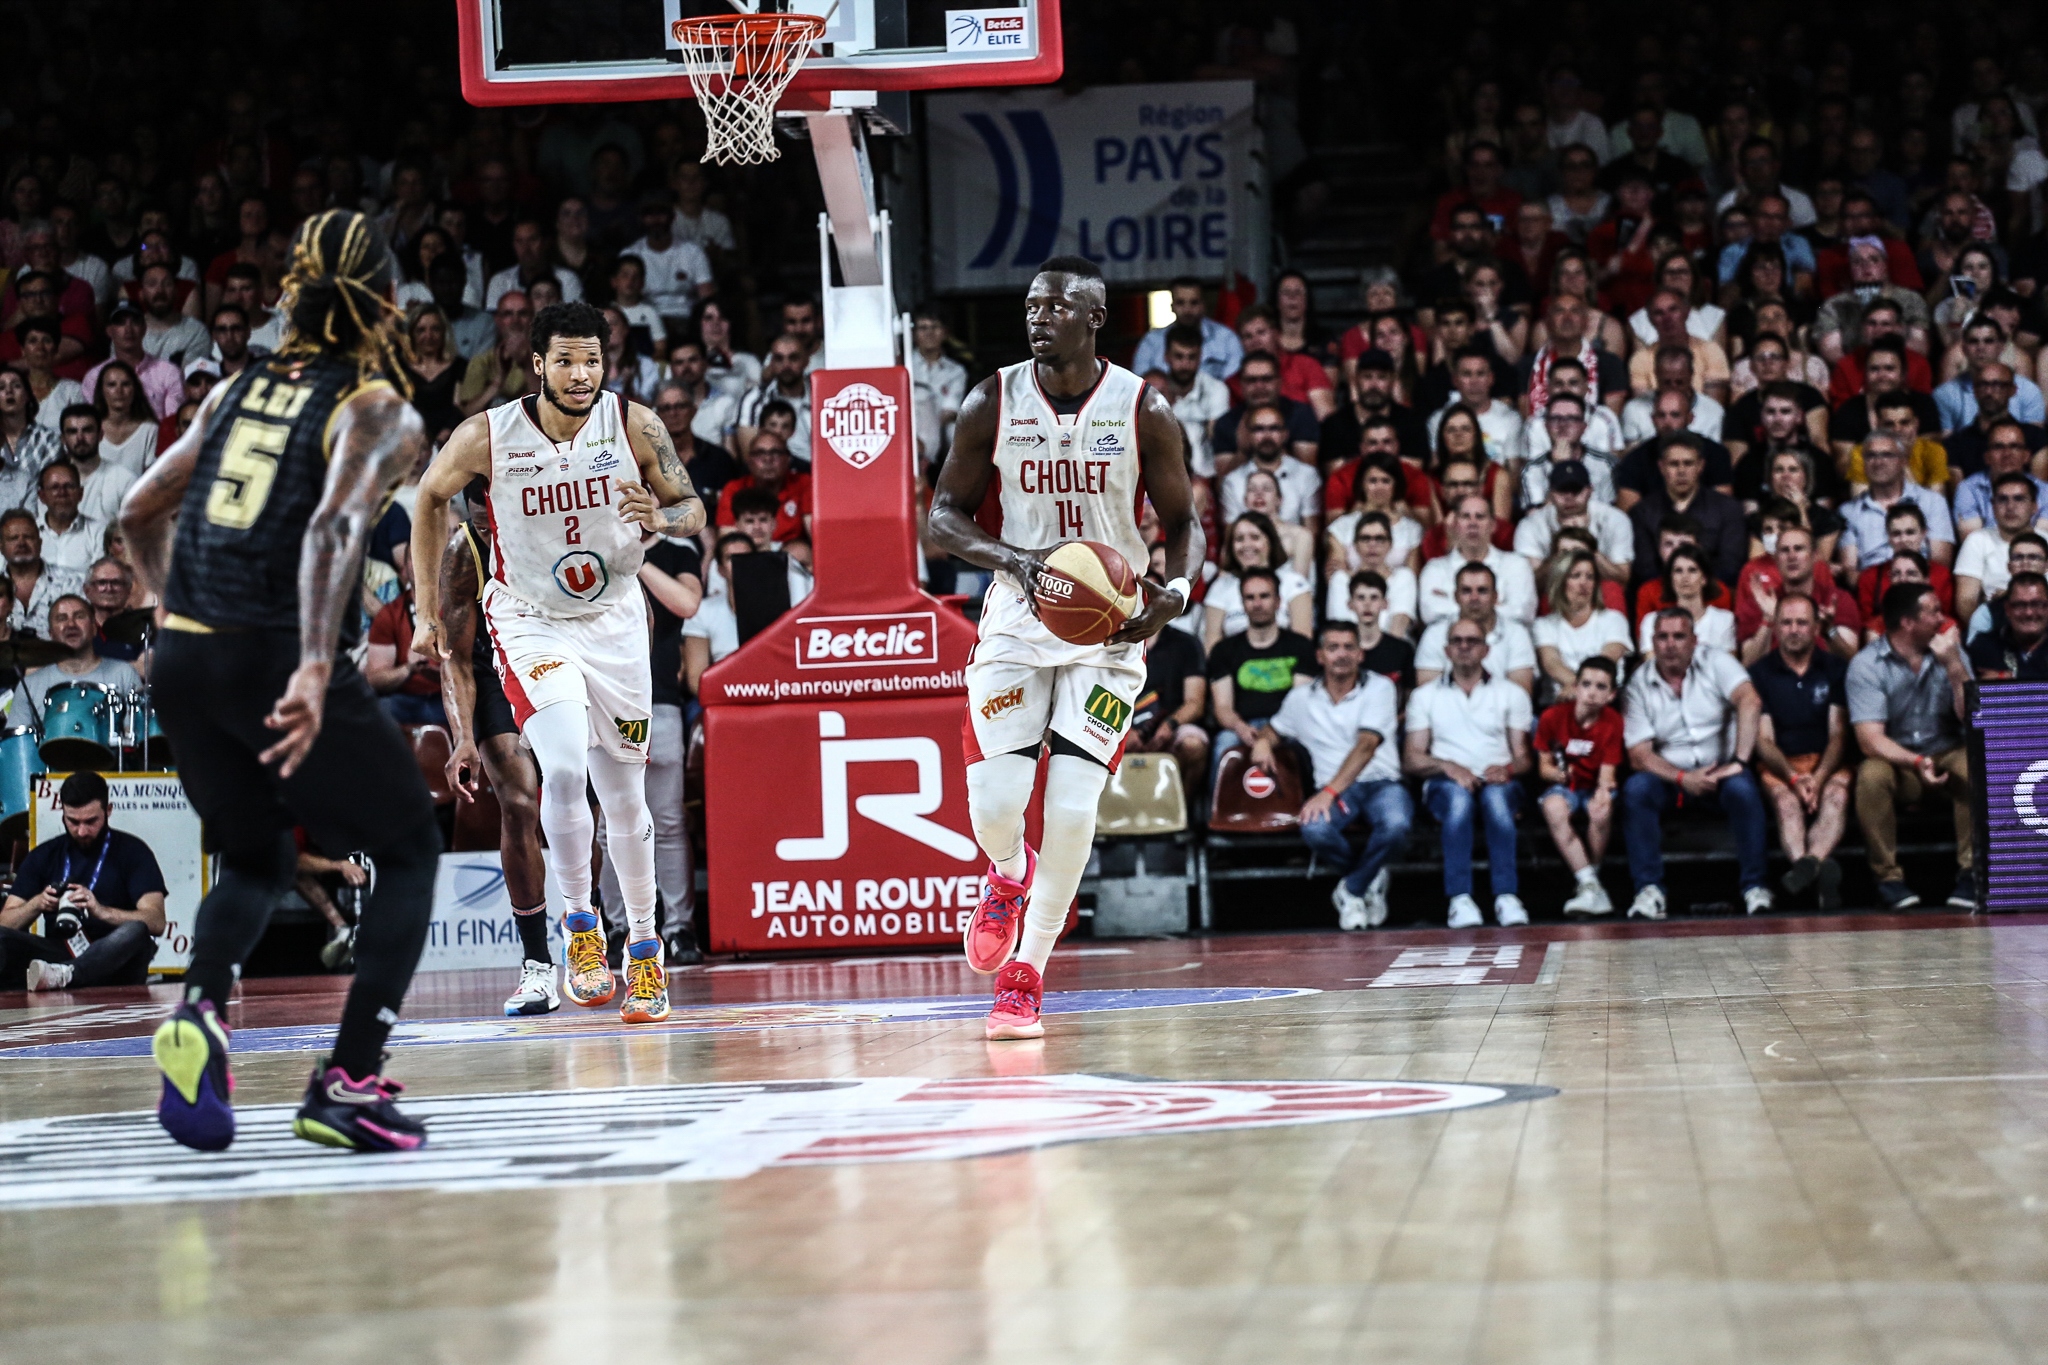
top-left (1163, 576), bottom-right (1192, 607)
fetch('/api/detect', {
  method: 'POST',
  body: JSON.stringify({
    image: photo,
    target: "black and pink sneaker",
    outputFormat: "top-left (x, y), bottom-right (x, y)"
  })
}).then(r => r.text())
top-left (965, 845), bottom-right (1036, 974)
top-left (291, 1059), bottom-right (428, 1152)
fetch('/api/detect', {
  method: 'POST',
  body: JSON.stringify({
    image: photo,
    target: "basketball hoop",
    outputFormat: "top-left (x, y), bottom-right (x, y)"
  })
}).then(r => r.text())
top-left (672, 12), bottom-right (827, 166)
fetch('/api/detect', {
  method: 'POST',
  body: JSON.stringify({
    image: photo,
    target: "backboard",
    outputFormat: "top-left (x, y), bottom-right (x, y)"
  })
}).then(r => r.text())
top-left (457, 0), bottom-right (1060, 107)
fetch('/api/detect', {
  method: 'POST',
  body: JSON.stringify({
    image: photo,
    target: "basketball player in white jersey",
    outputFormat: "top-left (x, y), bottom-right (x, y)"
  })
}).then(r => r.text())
top-left (408, 301), bottom-right (706, 1025)
top-left (929, 256), bottom-right (1197, 1040)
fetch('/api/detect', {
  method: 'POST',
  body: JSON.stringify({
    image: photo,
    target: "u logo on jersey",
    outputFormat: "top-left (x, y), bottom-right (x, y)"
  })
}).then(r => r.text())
top-left (553, 551), bottom-right (610, 602)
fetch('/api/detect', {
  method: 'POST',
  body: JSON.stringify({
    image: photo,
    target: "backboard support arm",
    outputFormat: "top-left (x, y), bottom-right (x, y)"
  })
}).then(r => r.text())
top-left (805, 104), bottom-right (899, 369)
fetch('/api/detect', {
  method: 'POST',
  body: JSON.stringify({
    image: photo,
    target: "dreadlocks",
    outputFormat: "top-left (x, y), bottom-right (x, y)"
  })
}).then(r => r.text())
top-left (275, 210), bottom-right (414, 399)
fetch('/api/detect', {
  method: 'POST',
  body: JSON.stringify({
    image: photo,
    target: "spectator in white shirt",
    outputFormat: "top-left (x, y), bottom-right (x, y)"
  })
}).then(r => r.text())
top-left (624, 191), bottom-right (716, 328)
top-left (1420, 493), bottom-right (1539, 626)
top-left (666, 339), bottom-right (741, 448)
top-left (1955, 472), bottom-right (2039, 625)
top-left (682, 533), bottom-right (752, 696)
top-left (608, 254), bottom-right (667, 356)
top-left (1241, 470), bottom-right (1316, 575)
top-left (1620, 607), bottom-right (1771, 919)
top-left (485, 219), bottom-right (586, 309)
top-left (1415, 560), bottom-right (1538, 693)
top-left (1146, 322), bottom-right (1232, 478)
top-left (51, 409), bottom-right (136, 529)
top-left (1426, 349), bottom-right (1525, 466)
top-left (1219, 400), bottom-right (1322, 525)
top-left (30, 461), bottom-right (101, 581)
top-left (1324, 510), bottom-right (1418, 636)
top-left (1404, 617), bottom-right (1535, 928)
top-left (734, 335), bottom-right (813, 464)
top-left (669, 162), bottom-right (738, 257)
top-left (1532, 550), bottom-right (1632, 704)
top-left (1259, 620), bottom-right (1414, 930)
top-left (137, 263), bottom-right (211, 369)
top-left (1129, 276), bottom-right (1243, 381)
top-left (910, 307), bottom-right (969, 463)
top-left (1514, 457), bottom-right (1632, 582)
top-left (1205, 513), bottom-right (1314, 646)
top-left (1520, 388), bottom-right (1622, 505)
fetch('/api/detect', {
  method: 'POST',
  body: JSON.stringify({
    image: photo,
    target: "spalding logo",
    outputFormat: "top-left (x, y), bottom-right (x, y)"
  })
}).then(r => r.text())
top-left (1242, 767), bottom-right (1277, 799)
top-left (818, 382), bottom-right (898, 469)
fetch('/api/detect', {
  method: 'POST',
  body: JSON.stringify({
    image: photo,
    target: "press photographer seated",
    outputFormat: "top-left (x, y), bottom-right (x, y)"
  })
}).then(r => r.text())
top-left (21, 594), bottom-right (142, 715)
top-left (0, 771), bottom-right (167, 990)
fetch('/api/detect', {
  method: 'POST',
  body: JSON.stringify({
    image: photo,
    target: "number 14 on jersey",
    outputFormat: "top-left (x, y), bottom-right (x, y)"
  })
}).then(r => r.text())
top-left (1057, 500), bottom-right (1085, 539)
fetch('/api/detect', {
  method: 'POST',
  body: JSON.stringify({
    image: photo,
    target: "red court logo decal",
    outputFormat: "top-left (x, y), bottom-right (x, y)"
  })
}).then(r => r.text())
top-left (0, 1075), bottom-right (1553, 1209)
top-left (818, 383), bottom-right (899, 469)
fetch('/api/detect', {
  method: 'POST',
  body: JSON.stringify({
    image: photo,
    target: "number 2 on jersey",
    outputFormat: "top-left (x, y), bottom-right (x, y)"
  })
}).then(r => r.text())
top-left (564, 514), bottom-right (581, 546)
top-left (1057, 499), bottom-right (1085, 539)
top-left (204, 418), bottom-right (289, 530)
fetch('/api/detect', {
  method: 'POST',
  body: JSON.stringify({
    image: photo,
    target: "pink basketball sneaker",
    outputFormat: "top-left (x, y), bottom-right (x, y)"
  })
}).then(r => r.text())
top-left (984, 960), bottom-right (1045, 1040)
top-left (964, 845), bottom-right (1035, 975)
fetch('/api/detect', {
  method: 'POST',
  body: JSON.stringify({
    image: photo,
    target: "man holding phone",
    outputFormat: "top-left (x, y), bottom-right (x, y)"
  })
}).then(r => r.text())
top-left (0, 771), bottom-right (167, 990)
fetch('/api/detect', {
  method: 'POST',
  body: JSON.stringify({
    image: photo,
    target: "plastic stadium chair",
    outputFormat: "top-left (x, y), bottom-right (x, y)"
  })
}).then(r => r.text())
top-left (1096, 752), bottom-right (1188, 836)
top-left (1209, 747), bottom-right (1305, 833)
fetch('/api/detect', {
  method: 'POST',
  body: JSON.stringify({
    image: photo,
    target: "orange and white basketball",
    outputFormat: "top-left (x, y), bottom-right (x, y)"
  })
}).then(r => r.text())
top-left (1033, 540), bottom-right (1142, 645)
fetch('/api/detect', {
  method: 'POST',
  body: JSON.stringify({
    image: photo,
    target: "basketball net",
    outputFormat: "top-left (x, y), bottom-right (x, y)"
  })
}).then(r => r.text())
top-left (672, 13), bottom-right (827, 166)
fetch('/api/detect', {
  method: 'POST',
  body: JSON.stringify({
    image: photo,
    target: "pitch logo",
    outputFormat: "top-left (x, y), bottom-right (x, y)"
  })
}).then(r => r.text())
top-left (777, 710), bottom-right (979, 863)
top-left (527, 660), bottom-right (564, 682)
top-left (794, 612), bottom-right (939, 670)
top-left (818, 383), bottom-right (898, 469)
top-left (961, 108), bottom-right (1062, 269)
top-left (0, 1075), bottom-right (1551, 1210)
top-left (553, 550), bottom-right (609, 601)
top-left (980, 686), bottom-right (1025, 720)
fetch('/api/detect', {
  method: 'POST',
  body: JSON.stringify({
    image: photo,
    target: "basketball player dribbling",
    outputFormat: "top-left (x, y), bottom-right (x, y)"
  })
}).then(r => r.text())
top-left (122, 211), bottom-right (441, 1151)
top-left (929, 255), bottom-right (1197, 1040)
top-left (410, 301), bottom-right (706, 1027)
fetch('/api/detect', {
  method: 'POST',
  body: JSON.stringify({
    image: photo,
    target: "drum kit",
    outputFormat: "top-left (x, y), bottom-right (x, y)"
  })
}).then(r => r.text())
top-left (0, 610), bottom-right (172, 844)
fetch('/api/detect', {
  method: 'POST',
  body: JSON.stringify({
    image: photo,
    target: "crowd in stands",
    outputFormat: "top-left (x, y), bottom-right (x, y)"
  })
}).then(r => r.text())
top-left (2, 0), bottom-right (2038, 929)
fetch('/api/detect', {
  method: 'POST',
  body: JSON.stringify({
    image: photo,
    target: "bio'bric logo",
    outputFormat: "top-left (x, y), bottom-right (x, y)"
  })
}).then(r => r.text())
top-left (962, 110), bottom-right (1063, 270)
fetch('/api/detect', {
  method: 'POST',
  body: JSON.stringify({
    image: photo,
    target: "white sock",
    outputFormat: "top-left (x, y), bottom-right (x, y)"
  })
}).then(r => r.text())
top-left (1016, 754), bottom-right (1109, 972)
top-left (588, 747), bottom-right (659, 943)
top-left (1575, 864), bottom-right (1600, 886)
top-left (524, 702), bottom-right (594, 915)
top-left (966, 752), bottom-right (1037, 883)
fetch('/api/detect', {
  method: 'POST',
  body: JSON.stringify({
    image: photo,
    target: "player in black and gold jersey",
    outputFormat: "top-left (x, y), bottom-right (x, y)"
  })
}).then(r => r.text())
top-left (120, 210), bottom-right (439, 1154)
top-left (436, 489), bottom-right (552, 1015)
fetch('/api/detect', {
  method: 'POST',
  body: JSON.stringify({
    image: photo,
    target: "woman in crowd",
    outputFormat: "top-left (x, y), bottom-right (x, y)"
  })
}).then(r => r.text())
top-left (0, 369), bottom-right (56, 476)
top-left (1931, 245), bottom-right (2002, 350)
top-left (1464, 261), bottom-right (1528, 366)
top-left (1638, 544), bottom-right (1737, 654)
top-left (1325, 455), bottom-right (1424, 578)
top-left (696, 297), bottom-right (760, 395)
top-left (1241, 469), bottom-right (1315, 576)
top-left (1431, 405), bottom-right (1514, 523)
top-left (1533, 550), bottom-right (1631, 705)
top-left (1205, 512), bottom-right (1314, 648)
top-left (1324, 510), bottom-right (1419, 638)
top-left (552, 197), bottom-right (597, 298)
top-left (404, 304), bottom-right (463, 449)
top-left (1443, 80), bottom-right (1506, 182)
top-left (393, 226), bottom-right (455, 311)
top-left (1272, 269), bottom-right (1335, 374)
top-left (94, 361), bottom-right (156, 475)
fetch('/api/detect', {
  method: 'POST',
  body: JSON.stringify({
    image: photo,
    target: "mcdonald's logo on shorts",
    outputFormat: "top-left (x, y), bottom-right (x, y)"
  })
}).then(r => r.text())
top-left (613, 716), bottom-right (650, 746)
top-left (1082, 685), bottom-right (1131, 732)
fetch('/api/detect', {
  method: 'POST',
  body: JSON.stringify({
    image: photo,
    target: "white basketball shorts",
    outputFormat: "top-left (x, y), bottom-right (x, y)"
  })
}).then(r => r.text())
top-left (963, 590), bottom-right (1145, 768)
top-left (481, 579), bottom-right (652, 763)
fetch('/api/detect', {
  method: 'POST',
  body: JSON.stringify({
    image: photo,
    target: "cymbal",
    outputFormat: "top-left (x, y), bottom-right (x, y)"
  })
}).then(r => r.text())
top-left (99, 609), bottom-right (157, 646)
top-left (0, 637), bottom-right (70, 669)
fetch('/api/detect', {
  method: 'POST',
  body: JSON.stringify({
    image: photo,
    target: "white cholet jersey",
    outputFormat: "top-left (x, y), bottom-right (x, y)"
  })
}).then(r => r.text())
top-left (483, 392), bottom-right (646, 620)
top-left (979, 357), bottom-right (1150, 669)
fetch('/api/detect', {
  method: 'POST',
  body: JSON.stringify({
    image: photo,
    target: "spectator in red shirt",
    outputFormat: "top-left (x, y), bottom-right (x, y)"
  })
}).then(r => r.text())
top-left (716, 432), bottom-right (813, 545)
top-left (202, 196), bottom-right (272, 317)
top-left (1535, 654), bottom-right (1624, 916)
top-left (2, 224), bottom-right (96, 337)
top-left (1813, 191), bottom-right (1925, 299)
top-left (1855, 504), bottom-right (1955, 621)
top-left (1429, 141), bottom-right (1523, 248)
top-left (0, 270), bottom-right (93, 374)
top-left (365, 583), bottom-right (445, 728)
top-left (1734, 524), bottom-right (1863, 664)
top-left (1824, 298), bottom-right (1935, 406)
top-left (1234, 305), bottom-right (1334, 420)
top-left (1586, 173), bottom-right (1661, 318)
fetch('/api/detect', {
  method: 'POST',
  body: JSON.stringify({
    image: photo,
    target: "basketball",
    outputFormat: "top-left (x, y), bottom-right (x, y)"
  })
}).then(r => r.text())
top-left (1032, 540), bottom-right (1142, 645)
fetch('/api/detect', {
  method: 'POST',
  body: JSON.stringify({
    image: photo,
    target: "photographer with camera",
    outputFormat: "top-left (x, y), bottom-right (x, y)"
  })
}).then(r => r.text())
top-left (0, 771), bottom-right (167, 990)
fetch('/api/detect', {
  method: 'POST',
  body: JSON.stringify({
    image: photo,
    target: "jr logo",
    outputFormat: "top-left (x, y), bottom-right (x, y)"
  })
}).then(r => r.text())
top-left (776, 711), bottom-right (980, 863)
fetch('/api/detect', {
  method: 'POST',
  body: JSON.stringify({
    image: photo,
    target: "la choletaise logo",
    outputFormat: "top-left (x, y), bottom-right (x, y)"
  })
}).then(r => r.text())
top-left (819, 383), bottom-right (898, 469)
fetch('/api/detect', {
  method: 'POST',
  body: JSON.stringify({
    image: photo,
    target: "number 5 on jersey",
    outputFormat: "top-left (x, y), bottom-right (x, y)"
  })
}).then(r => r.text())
top-left (204, 418), bottom-right (290, 530)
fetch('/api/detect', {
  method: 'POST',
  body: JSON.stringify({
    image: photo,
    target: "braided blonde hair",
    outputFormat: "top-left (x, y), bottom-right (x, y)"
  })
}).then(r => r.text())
top-left (275, 209), bottom-right (415, 399)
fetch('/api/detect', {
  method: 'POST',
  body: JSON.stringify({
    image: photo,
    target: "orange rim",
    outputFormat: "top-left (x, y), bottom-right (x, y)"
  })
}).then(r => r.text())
top-left (671, 13), bottom-right (826, 79)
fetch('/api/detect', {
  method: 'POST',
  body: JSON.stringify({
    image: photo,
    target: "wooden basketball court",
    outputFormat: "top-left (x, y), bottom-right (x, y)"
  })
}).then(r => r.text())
top-left (2, 915), bottom-right (2044, 1362)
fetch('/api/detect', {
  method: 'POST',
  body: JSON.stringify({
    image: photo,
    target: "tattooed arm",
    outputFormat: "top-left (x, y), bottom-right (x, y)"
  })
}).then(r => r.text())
top-left (261, 387), bottom-right (427, 776)
top-left (619, 401), bottom-right (708, 538)
top-left (118, 380), bottom-right (234, 598)
top-left (408, 411), bottom-right (493, 662)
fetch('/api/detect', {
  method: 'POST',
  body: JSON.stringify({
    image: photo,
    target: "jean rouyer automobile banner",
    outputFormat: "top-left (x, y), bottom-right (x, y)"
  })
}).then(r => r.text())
top-left (927, 80), bottom-right (1265, 293)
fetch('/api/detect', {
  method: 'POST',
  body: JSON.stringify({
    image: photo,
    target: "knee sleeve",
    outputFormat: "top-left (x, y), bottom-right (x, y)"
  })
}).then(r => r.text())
top-left (524, 702), bottom-right (594, 905)
top-left (967, 752), bottom-right (1037, 880)
top-left (1017, 754), bottom-right (1109, 972)
top-left (588, 748), bottom-right (658, 937)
